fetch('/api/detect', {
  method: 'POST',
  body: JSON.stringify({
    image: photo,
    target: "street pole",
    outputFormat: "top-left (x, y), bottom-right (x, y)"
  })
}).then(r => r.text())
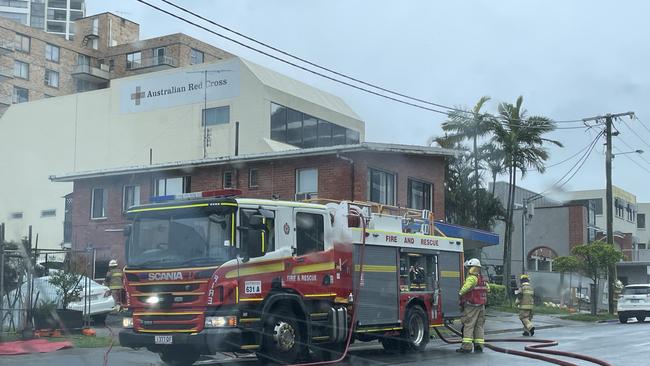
top-left (203, 70), bottom-right (207, 159)
top-left (521, 200), bottom-right (526, 274)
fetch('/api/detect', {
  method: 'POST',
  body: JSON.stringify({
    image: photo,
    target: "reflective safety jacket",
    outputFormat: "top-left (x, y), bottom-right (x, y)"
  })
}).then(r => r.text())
top-left (460, 273), bottom-right (488, 306)
top-left (517, 283), bottom-right (534, 310)
top-left (106, 269), bottom-right (124, 290)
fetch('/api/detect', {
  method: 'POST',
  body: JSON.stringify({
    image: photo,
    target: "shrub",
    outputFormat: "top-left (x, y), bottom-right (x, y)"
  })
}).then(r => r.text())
top-left (488, 283), bottom-right (507, 306)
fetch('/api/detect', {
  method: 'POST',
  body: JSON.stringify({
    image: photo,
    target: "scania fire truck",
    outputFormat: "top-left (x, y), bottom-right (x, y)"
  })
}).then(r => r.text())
top-left (118, 190), bottom-right (464, 365)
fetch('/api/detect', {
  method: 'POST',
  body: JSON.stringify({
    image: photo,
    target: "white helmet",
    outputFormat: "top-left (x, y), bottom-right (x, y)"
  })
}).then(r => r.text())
top-left (109, 259), bottom-right (118, 267)
top-left (465, 258), bottom-right (481, 268)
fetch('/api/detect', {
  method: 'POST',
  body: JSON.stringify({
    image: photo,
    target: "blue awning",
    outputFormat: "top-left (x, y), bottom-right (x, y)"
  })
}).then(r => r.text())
top-left (435, 222), bottom-right (499, 248)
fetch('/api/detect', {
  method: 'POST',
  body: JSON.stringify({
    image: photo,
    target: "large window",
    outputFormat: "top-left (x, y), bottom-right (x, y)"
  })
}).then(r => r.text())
top-left (270, 102), bottom-right (360, 148)
top-left (126, 51), bottom-right (142, 69)
top-left (44, 69), bottom-right (59, 88)
top-left (239, 209), bottom-right (275, 259)
top-left (638, 213), bottom-right (646, 229)
top-left (77, 54), bottom-right (90, 66)
top-left (15, 33), bottom-right (29, 53)
top-left (91, 188), bottom-right (107, 219)
top-left (156, 176), bottom-right (190, 196)
top-left (223, 171), bottom-right (233, 189)
top-left (190, 48), bottom-right (204, 64)
top-left (296, 168), bottom-right (318, 195)
top-left (46, 21), bottom-right (66, 34)
top-left (45, 44), bottom-right (60, 62)
top-left (407, 179), bottom-right (432, 210)
top-left (296, 212), bottom-right (324, 256)
top-left (12, 86), bottom-right (28, 103)
top-left (123, 185), bottom-right (141, 212)
top-left (369, 168), bottom-right (395, 205)
top-left (153, 47), bottom-right (166, 65)
top-left (203, 106), bottom-right (230, 126)
top-left (14, 60), bottom-right (28, 79)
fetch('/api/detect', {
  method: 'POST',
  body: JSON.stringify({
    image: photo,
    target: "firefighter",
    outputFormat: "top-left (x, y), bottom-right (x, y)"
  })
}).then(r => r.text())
top-left (515, 274), bottom-right (535, 336)
top-left (106, 259), bottom-right (124, 309)
top-left (613, 280), bottom-right (624, 312)
top-left (457, 258), bottom-right (488, 354)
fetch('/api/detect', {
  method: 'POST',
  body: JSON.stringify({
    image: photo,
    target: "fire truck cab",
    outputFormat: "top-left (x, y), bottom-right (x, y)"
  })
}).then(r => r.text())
top-left (118, 191), bottom-right (464, 365)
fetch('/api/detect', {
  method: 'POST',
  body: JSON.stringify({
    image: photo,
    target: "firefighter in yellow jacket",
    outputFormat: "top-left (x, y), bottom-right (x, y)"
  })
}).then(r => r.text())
top-left (515, 274), bottom-right (535, 336)
top-left (457, 258), bottom-right (489, 354)
top-left (105, 259), bottom-right (124, 308)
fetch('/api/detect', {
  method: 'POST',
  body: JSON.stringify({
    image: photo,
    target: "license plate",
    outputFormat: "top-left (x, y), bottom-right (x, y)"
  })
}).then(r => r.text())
top-left (631, 299), bottom-right (640, 303)
top-left (154, 335), bottom-right (173, 345)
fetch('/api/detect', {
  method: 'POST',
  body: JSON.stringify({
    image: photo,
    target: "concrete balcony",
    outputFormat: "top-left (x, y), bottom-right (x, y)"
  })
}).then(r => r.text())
top-left (0, 65), bottom-right (13, 82)
top-left (0, 39), bottom-right (13, 55)
top-left (126, 56), bottom-right (177, 71)
top-left (72, 63), bottom-right (110, 83)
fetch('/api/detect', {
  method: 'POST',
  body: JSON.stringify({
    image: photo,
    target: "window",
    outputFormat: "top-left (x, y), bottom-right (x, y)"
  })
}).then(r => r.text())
top-left (91, 38), bottom-right (98, 50)
top-left (153, 47), bottom-right (166, 65)
top-left (296, 212), bottom-right (324, 256)
top-left (70, 0), bottom-right (83, 10)
top-left (14, 60), bottom-right (28, 79)
top-left (286, 108), bottom-right (302, 146)
top-left (156, 176), bottom-right (190, 196)
top-left (331, 125), bottom-right (346, 145)
top-left (302, 115), bottom-right (318, 148)
top-left (44, 69), bottom-right (59, 88)
top-left (408, 179), bottom-right (432, 210)
top-left (108, 59), bottom-right (114, 71)
top-left (271, 103), bottom-right (287, 142)
top-left (10, 212), bottom-right (23, 219)
top-left (12, 86), bottom-right (28, 103)
top-left (296, 168), bottom-right (318, 195)
top-left (369, 168), bottom-right (395, 205)
top-left (47, 8), bottom-right (67, 21)
top-left (639, 213), bottom-right (646, 229)
top-left (15, 33), bottom-right (29, 52)
top-left (91, 188), bottom-right (107, 219)
top-left (1, 11), bottom-right (27, 24)
top-left (48, 0), bottom-right (67, 8)
top-left (77, 54), bottom-right (90, 66)
top-left (223, 171), bottom-right (233, 189)
top-left (346, 129), bottom-right (360, 144)
top-left (203, 106), bottom-right (230, 126)
top-left (317, 120), bottom-right (332, 147)
top-left (123, 185), bottom-right (141, 211)
top-left (249, 169), bottom-right (259, 188)
top-left (46, 21), bottom-right (66, 34)
top-left (190, 48), bottom-right (204, 64)
top-left (30, 15), bottom-right (44, 28)
top-left (41, 209), bottom-right (56, 218)
top-left (239, 209), bottom-right (275, 259)
top-left (126, 51), bottom-right (142, 69)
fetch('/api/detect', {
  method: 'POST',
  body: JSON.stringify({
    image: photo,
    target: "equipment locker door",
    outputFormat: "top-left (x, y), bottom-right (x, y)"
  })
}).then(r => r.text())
top-left (353, 245), bottom-right (399, 326)
top-left (438, 251), bottom-right (463, 318)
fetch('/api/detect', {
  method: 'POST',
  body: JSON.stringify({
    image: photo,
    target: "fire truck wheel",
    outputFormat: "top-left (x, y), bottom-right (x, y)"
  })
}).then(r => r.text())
top-left (403, 305), bottom-right (429, 352)
top-left (159, 347), bottom-right (201, 366)
top-left (259, 306), bottom-right (304, 364)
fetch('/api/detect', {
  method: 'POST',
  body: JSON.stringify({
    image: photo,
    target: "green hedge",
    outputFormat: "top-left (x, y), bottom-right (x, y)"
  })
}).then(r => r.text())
top-left (488, 283), bottom-right (507, 306)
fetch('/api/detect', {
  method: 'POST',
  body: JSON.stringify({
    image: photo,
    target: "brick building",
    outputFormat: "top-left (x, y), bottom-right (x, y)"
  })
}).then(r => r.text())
top-left (0, 12), bottom-right (231, 107)
top-left (0, 0), bottom-right (84, 40)
top-left (50, 142), bottom-right (453, 271)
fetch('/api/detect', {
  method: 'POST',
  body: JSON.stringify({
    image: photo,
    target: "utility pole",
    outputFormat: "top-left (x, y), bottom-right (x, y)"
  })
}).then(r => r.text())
top-left (583, 111), bottom-right (635, 314)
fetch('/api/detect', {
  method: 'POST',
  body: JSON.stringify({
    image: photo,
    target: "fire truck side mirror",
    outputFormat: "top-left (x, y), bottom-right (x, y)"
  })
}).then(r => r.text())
top-left (123, 225), bottom-right (132, 237)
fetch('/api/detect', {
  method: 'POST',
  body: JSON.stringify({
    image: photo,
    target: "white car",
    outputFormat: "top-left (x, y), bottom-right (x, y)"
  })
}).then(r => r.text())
top-left (617, 284), bottom-right (650, 323)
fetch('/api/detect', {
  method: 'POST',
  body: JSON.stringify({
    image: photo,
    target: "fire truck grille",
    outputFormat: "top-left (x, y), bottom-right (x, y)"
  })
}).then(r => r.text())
top-left (139, 314), bottom-right (198, 322)
top-left (140, 323), bottom-right (197, 331)
top-left (136, 283), bottom-right (201, 293)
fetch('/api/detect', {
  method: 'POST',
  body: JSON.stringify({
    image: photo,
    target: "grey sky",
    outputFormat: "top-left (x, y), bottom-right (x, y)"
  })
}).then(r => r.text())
top-left (88, 0), bottom-right (650, 202)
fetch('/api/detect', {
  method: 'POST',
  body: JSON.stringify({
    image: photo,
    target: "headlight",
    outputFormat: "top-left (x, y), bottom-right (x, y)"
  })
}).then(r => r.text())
top-left (122, 317), bottom-right (134, 329)
top-left (145, 296), bottom-right (160, 305)
top-left (205, 316), bottom-right (237, 328)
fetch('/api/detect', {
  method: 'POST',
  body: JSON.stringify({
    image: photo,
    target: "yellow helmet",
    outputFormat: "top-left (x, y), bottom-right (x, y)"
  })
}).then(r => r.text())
top-left (520, 274), bottom-right (530, 281)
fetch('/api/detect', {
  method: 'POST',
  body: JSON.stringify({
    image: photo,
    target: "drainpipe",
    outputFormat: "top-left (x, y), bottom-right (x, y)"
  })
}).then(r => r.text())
top-left (336, 154), bottom-right (355, 201)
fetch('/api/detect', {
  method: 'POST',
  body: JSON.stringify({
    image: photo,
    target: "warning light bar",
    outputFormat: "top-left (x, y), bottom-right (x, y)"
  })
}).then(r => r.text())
top-left (150, 189), bottom-right (242, 203)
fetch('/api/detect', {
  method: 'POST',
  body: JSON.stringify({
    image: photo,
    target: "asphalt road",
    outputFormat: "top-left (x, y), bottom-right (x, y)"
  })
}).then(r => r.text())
top-left (0, 320), bottom-right (643, 366)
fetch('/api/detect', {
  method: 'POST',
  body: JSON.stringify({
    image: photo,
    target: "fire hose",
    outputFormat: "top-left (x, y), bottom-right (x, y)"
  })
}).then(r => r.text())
top-left (434, 323), bottom-right (612, 366)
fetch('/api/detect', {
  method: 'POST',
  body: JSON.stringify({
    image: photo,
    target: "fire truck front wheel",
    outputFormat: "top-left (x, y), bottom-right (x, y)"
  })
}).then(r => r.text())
top-left (258, 306), bottom-right (305, 364)
top-left (403, 305), bottom-right (429, 352)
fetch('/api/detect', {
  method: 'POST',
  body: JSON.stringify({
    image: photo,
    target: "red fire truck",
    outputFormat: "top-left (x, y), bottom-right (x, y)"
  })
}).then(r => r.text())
top-left (118, 190), bottom-right (464, 365)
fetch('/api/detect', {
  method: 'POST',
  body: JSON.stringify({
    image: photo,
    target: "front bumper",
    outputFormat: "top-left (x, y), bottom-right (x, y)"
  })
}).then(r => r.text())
top-left (119, 328), bottom-right (243, 353)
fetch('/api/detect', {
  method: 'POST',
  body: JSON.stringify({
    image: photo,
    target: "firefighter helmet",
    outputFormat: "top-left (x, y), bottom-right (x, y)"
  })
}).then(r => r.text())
top-left (520, 274), bottom-right (530, 282)
top-left (465, 258), bottom-right (481, 268)
top-left (109, 259), bottom-right (118, 267)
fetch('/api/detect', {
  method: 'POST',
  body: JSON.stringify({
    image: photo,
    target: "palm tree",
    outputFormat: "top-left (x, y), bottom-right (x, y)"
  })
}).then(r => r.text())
top-left (480, 144), bottom-right (506, 195)
top-left (441, 96), bottom-right (494, 225)
top-left (491, 96), bottom-right (562, 296)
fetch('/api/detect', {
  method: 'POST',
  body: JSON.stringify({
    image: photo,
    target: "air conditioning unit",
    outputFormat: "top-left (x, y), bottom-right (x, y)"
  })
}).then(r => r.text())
top-left (99, 63), bottom-right (110, 71)
top-left (295, 192), bottom-right (317, 201)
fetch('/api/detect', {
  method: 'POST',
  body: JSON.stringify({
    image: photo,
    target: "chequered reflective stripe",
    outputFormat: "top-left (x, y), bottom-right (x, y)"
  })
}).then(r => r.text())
top-left (474, 339), bottom-right (485, 344)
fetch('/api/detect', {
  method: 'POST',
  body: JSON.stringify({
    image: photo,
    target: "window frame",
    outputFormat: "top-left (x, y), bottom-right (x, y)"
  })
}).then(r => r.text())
top-left (368, 167), bottom-right (396, 206)
top-left (249, 168), bottom-right (259, 188)
top-left (41, 209), bottom-right (56, 218)
top-left (45, 43), bottom-right (60, 62)
top-left (638, 213), bottom-right (646, 230)
top-left (190, 48), bottom-right (204, 65)
top-left (295, 211), bottom-right (325, 256)
top-left (90, 187), bottom-right (107, 220)
top-left (12, 86), bottom-right (28, 103)
top-left (223, 170), bottom-right (234, 189)
top-left (15, 33), bottom-right (30, 53)
top-left (155, 176), bottom-right (191, 196)
top-left (13, 60), bottom-right (29, 79)
top-left (126, 51), bottom-right (142, 70)
top-left (296, 168), bottom-right (318, 195)
top-left (122, 185), bottom-right (141, 212)
top-left (202, 106), bottom-right (230, 126)
top-left (44, 69), bottom-right (59, 88)
top-left (407, 178), bottom-right (432, 210)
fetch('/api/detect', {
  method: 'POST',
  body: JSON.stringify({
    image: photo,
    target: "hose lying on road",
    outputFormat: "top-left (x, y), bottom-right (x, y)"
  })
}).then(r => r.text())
top-left (434, 324), bottom-right (611, 366)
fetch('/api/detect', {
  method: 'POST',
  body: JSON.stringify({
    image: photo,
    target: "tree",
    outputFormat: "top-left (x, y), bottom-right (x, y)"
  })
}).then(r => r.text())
top-left (47, 267), bottom-right (82, 310)
top-left (480, 144), bottom-right (506, 195)
top-left (441, 96), bottom-right (495, 225)
top-left (491, 96), bottom-right (562, 297)
top-left (554, 242), bottom-right (623, 314)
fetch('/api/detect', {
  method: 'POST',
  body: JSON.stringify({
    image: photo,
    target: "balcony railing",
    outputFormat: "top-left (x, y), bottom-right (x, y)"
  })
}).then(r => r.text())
top-left (126, 56), bottom-right (177, 70)
top-left (72, 63), bottom-right (110, 82)
top-left (632, 248), bottom-right (650, 262)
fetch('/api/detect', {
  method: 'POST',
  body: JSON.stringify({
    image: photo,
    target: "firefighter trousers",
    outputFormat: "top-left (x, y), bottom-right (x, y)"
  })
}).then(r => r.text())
top-left (519, 309), bottom-right (534, 332)
top-left (461, 304), bottom-right (485, 350)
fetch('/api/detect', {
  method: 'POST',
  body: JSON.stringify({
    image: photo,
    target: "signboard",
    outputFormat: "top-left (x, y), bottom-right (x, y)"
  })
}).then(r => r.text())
top-left (120, 59), bottom-right (240, 113)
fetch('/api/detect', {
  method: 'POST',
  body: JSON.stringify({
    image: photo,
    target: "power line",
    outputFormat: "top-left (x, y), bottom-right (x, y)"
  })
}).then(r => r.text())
top-left (545, 140), bottom-right (593, 169)
top-left (615, 135), bottom-right (650, 166)
top-left (614, 146), bottom-right (650, 174)
top-left (634, 116), bottom-right (650, 135)
top-left (137, 0), bottom-right (590, 127)
top-left (619, 118), bottom-right (650, 150)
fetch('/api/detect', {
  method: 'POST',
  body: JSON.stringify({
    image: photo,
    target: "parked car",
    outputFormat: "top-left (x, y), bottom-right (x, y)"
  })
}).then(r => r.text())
top-left (617, 284), bottom-right (650, 323)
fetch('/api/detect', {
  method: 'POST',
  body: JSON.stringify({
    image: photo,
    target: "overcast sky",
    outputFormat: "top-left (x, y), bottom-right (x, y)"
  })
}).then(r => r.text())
top-left (88, 0), bottom-right (650, 202)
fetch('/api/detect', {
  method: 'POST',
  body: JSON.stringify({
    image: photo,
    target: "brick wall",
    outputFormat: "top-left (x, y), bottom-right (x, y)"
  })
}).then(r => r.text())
top-left (568, 204), bottom-right (586, 249)
top-left (70, 151), bottom-right (447, 262)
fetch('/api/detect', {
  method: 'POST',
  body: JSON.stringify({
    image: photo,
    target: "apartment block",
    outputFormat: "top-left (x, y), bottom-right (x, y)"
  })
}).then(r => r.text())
top-left (0, 12), bottom-right (233, 107)
top-left (0, 0), bottom-right (85, 39)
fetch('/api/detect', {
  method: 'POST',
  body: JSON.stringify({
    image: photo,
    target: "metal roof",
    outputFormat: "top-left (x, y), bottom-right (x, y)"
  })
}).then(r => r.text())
top-left (50, 142), bottom-right (459, 182)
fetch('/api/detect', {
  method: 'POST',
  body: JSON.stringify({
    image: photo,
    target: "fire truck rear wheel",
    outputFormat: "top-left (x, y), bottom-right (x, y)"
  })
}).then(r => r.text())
top-left (403, 305), bottom-right (429, 352)
top-left (259, 305), bottom-right (304, 364)
top-left (159, 346), bottom-right (201, 366)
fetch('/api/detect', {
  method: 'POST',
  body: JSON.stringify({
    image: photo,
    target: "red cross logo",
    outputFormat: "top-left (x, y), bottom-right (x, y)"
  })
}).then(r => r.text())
top-left (130, 86), bottom-right (145, 105)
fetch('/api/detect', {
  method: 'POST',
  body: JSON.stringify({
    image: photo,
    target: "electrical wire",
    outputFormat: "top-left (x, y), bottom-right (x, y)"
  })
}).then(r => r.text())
top-left (615, 134), bottom-right (650, 166)
top-left (634, 116), bottom-right (650, 135)
top-left (613, 146), bottom-right (650, 174)
top-left (545, 140), bottom-right (593, 169)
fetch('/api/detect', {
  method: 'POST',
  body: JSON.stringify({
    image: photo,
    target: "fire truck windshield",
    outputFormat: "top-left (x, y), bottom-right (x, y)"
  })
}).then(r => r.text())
top-left (127, 211), bottom-right (234, 269)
